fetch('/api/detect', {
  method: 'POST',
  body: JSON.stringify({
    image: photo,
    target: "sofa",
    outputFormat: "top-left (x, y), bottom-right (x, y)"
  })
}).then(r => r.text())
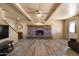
top-left (68, 38), bottom-right (79, 53)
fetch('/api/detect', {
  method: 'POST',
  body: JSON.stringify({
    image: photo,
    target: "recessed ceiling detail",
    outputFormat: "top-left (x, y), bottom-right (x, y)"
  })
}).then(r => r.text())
top-left (19, 3), bottom-right (55, 23)
top-left (0, 3), bottom-right (78, 24)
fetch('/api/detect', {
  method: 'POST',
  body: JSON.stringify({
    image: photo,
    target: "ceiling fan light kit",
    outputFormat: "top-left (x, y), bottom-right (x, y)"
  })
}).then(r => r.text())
top-left (37, 13), bottom-right (42, 17)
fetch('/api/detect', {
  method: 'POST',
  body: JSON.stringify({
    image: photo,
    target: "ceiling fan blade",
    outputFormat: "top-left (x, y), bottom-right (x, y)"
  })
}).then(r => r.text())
top-left (26, 7), bottom-right (48, 14)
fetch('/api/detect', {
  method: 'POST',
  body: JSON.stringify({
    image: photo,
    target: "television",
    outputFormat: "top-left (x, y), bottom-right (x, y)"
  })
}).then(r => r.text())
top-left (0, 25), bottom-right (9, 39)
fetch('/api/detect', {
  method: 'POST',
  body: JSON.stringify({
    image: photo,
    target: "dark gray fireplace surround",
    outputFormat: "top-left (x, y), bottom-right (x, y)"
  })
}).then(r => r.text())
top-left (27, 25), bottom-right (52, 39)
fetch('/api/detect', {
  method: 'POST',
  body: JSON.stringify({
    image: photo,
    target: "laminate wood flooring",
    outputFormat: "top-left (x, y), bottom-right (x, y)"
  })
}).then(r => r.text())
top-left (8, 39), bottom-right (79, 56)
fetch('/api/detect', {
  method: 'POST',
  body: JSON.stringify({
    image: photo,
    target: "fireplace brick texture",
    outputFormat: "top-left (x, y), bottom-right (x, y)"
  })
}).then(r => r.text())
top-left (28, 25), bottom-right (52, 36)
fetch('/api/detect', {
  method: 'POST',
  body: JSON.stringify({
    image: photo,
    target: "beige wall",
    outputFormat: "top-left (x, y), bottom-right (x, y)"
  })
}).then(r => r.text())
top-left (51, 20), bottom-right (63, 39)
top-left (63, 20), bottom-right (68, 39)
top-left (45, 20), bottom-right (64, 39)
top-left (5, 18), bottom-right (16, 29)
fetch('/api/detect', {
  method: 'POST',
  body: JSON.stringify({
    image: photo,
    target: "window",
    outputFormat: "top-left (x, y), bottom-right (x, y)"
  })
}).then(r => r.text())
top-left (69, 22), bottom-right (76, 33)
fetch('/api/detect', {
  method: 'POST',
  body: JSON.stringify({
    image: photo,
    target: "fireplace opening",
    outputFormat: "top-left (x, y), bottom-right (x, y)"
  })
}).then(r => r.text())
top-left (36, 30), bottom-right (44, 35)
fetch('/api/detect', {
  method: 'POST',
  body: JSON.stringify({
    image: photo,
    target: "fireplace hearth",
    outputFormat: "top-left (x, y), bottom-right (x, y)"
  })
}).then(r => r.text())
top-left (36, 30), bottom-right (44, 35)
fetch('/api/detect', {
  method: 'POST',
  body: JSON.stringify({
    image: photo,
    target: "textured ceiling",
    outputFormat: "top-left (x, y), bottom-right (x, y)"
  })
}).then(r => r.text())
top-left (19, 3), bottom-right (55, 23)
top-left (0, 3), bottom-right (79, 24)
top-left (0, 3), bottom-right (28, 21)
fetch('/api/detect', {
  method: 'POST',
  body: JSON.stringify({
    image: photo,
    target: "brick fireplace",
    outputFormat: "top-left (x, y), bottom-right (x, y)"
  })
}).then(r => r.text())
top-left (27, 25), bottom-right (52, 39)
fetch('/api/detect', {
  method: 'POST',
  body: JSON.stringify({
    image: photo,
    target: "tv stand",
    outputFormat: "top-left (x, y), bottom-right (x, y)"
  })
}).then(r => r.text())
top-left (0, 41), bottom-right (14, 56)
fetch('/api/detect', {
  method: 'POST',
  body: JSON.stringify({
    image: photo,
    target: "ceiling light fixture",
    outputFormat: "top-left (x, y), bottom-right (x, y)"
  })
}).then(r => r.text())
top-left (37, 13), bottom-right (42, 17)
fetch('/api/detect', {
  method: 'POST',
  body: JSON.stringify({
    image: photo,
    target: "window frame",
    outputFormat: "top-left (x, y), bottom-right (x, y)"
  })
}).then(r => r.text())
top-left (69, 21), bottom-right (76, 33)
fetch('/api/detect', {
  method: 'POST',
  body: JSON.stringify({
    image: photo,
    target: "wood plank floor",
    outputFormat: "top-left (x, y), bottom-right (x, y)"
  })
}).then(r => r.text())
top-left (8, 39), bottom-right (79, 56)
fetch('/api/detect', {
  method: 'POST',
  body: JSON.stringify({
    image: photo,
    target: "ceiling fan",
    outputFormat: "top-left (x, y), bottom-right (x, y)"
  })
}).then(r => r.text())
top-left (28, 9), bottom-right (48, 14)
top-left (27, 4), bottom-right (48, 17)
top-left (29, 9), bottom-right (47, 14)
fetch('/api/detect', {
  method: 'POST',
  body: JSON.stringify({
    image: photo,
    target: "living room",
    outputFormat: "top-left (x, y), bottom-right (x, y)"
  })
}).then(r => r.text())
top-left (0, 3), bottom-right (79, 56)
